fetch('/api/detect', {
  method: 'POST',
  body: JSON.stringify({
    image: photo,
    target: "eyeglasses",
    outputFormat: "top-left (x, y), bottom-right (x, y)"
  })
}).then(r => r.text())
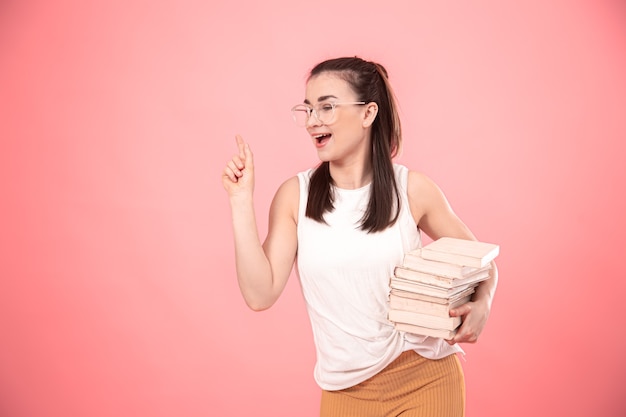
top-left (290, 101), bottom-right (366, 127)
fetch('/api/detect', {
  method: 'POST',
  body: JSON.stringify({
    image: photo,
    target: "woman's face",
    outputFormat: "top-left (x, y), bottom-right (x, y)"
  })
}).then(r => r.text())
top-left (304, 72), bottom-right (372, 164)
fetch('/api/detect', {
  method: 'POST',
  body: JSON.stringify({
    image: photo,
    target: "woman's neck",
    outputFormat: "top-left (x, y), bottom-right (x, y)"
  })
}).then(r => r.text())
top-left (328, 161), bottom-right (373, 190)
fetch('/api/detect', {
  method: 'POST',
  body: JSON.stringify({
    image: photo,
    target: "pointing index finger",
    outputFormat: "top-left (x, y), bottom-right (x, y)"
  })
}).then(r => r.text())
top-left (235, 134), bottom-right (245, 158)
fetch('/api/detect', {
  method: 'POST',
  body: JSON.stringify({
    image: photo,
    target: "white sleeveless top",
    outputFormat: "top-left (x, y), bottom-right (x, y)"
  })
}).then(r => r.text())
top-left (296, 164), bottom-right (462, 390)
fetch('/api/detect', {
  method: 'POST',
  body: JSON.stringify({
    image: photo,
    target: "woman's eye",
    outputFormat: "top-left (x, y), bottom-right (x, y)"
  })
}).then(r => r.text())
top-left (320, 104), bottom-right (334, 112)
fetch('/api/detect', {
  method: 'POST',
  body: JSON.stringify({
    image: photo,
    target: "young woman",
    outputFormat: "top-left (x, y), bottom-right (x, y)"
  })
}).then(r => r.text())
top-left (222, 57), bottom-right (497, 417)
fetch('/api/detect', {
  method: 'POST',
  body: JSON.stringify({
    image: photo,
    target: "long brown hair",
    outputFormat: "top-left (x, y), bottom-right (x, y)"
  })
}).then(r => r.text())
top-left (305, 57), bottom-right (403, 233)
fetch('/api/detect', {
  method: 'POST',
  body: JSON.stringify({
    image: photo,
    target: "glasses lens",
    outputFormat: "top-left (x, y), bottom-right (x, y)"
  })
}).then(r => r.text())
top-left (316, 103), bottom-right (335, 125)
top-left (292, 105), bottom-right (310, 126)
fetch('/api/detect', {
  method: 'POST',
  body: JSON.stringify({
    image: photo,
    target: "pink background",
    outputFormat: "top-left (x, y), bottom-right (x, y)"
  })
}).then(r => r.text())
top-left (1, 0), bottom-right (625, 416)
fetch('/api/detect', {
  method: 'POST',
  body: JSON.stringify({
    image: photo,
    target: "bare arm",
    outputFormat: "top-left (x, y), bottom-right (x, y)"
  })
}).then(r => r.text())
top-left (407, 171), bottom-right (498, 344)
top-left (222, 135), bottom-right (298, 311)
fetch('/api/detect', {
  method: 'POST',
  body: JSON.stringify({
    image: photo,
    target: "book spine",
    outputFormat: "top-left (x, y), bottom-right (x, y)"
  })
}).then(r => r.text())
top-left (394, 322), bottom-right (457, 339)
top-left (390, 278), bottom-right (474, 298)
top-left (401, 255), bottom-right (474, 279)
top-left (394, 267), bottom-right (455, 287)
top-left (388, 310), bottom-right (462, 331)
top-left (420, 250), bottom-right (488, 268)
top-left (389, 295), bottom-right (470, 316)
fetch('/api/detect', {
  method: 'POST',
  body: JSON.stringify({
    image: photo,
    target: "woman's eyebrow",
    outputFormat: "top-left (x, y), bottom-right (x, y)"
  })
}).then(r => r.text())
top-left (304, 95), bottom-right (338, 105)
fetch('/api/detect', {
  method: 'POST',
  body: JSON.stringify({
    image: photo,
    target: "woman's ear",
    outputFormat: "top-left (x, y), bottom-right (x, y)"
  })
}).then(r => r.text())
top-left (362, 102), bottom-right (378, 128)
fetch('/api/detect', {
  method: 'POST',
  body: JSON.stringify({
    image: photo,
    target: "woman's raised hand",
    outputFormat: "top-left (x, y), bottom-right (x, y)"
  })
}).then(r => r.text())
top-left (222, 135), bottom-right (255, 197)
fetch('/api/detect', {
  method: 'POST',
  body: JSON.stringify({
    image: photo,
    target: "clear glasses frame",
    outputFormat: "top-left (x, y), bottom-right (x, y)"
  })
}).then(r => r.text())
top-left (290, 101), bottom-right (366, 126)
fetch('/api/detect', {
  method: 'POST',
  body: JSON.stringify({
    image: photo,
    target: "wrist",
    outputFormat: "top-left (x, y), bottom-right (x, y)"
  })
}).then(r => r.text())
top-left (229, 190), bottom-right (253, 202)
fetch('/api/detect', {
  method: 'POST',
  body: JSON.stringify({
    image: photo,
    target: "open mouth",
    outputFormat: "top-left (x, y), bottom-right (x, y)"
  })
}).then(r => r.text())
top-left (314, 133), bottom-right (332, 145)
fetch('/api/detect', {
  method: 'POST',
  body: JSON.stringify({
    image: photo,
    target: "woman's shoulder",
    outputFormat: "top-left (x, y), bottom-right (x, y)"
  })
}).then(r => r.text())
top-left (394, 163), bottom-right (434, 188)
top-left (404, 168), bottom-right (443, 202)
top-left (393, 164), bottom-right (432, 183)
top-left (275, 175), bottom-right (300, 198)
top-left (269, 175), bottom-right (300, 222)
top-left (407, 169), bottom-right (433, 185)
top-left (390, 163), bottom-right (434, 195)
top-left (401, 168), bottom-right (448, 227)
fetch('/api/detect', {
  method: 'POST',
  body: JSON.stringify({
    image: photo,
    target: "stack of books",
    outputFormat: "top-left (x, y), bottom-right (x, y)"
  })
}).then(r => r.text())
top-left (388, 237), bottom-right (500, 339)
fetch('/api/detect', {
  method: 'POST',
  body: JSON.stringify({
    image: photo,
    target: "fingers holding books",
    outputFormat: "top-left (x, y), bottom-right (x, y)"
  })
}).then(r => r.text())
top-left (447, 300), bottom-right (488, 345)
top-left (448, 303), bottom-right (471, 321)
